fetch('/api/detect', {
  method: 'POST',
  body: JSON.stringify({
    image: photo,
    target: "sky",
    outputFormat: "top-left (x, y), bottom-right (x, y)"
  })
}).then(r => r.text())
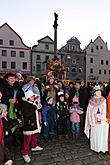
top-left (1, 0), bottom-right (110, 49)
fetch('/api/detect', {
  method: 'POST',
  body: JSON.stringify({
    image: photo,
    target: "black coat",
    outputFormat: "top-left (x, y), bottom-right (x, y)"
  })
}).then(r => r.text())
top-left (0, 141), bottom-right (12, 165)
top-left (21, 101), bottom-right (38, 131)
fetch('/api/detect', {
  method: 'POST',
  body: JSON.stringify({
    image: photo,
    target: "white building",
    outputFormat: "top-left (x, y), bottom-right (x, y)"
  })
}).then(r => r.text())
top-left (32, 36), bottom-right (61, 77)
top-left (0, 23), bottom-right (31, 75)
top-left (85, 36), bottom-right (110, 83)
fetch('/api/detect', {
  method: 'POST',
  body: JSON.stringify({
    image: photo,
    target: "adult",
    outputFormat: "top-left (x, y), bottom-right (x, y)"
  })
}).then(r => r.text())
top-left (43, 77), bottom-right (58, 104)
top-left (84, 85), bottom-right (109, 153)
top-left (22, 76), bottom-right (41, 104)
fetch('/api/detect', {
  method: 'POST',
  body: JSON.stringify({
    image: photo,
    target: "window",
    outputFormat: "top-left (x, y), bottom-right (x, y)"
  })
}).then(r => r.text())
top-left (72, 59), bottom-right (76, 64)
top-left (22, 62), bottom-right (27, 69)
top-left (2, 61), bottom-right (7, 69)
top-left (66, 66), bottom-right (69, 72)
top-left (71, 67), bottom-right (77, 72)
top-left (106, 60), bottom-right (108, 65)
top-left (99, 69), bottom-right (101, 74)
top-left (36, 64), bottom-right (41, 71)
top-left (11, 51), bottom-right (16, 57)
top-left (104, 70), bottom-right (106, 74)
top-left (79, 67), bottom-right (82, 73)
top-left (19, 51), bottom-right (24, 57)
top-left (100, 46), bottom-right (103, 49)
top-left (72, 46), bottom-right (75, 50)
top-left (96, 45), bottom-right (99, 50)
top-left (91, 48), bottom-right (94, 52)
top-left (2, 50), bottom-right (7, 56)
top-left (45, 44), bottom-right (49, 50)
top-left (0, 39), bottom-right (3, 45)
top-left (9, 40), bottom-right (14, 46)
top-left (11, 62), bottom-right (16, 69)
top-left (90, 68), bottom-right (93, 73)
top-left (101, 60), bottom-right (104, 65)
top-left (45, 56), bottom-right (49, 61)
top-left (90, 58), bottom-right (93, 63)
top-left (36, 55), bottom-right (41, 60)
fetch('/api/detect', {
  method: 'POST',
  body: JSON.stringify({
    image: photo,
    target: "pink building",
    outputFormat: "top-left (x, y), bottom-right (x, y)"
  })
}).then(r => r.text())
top-left (0, 23), bottom-right (31, 75)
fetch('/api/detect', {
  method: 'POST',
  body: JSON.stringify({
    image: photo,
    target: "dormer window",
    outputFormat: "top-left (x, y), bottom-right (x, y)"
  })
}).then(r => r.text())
top-left (91, 47), bottom-right (94, 52)
top-left (45, 44), bottom-right (49, 50)
top-left (96, 45), bottom-right (99, 50)
top-left (72, 46), bottom-right (75, 50)
top-left (100, 46), bottom-right (103, 49)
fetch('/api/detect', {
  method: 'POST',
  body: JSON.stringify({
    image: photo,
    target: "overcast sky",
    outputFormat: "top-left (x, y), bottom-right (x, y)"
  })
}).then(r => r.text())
top-left (1, 0), bottom-right (110, 49)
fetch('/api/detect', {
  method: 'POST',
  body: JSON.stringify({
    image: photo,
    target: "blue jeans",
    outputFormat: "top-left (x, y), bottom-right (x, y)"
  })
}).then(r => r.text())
top-left (71, 122), bottom-right (80, 134)
top-left (43, 121), bottom-right (56, 139)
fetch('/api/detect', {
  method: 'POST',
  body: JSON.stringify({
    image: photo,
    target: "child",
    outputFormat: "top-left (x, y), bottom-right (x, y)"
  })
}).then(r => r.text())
top-left (0, 103), bottom-right (19, 148)
top-left (42, 96), bottom-right (56, 141)
top-left (69, 96), bottom-right (83, 139)
top-left (56, 93), bottom-right (69, 136)
top-left (21, 90), bottom-right (43, 163)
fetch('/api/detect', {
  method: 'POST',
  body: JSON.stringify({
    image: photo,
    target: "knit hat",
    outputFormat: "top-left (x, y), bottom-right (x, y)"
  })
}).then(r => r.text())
top-left (46, 96), bottom-right (53, 103)
top-left (57, 91), bottom-right (64, 96)
top-left (93, 84), bottom-right (101, 93)
top-left (72, 96), bottom-right (79, 103)
top-left (24, 90), bottom-right (35, 100)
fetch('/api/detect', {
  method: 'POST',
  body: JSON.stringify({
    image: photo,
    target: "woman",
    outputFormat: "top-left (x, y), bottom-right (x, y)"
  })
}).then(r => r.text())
top-left (84, 84), bottom-right (109, 153)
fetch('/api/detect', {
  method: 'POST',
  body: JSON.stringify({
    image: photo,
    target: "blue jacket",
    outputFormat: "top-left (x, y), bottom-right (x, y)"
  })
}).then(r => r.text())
top-left (41, 104), bottom-right (56, 123)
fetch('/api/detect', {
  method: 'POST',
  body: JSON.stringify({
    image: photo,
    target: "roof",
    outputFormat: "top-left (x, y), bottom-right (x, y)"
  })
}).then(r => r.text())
top-left (0, 23), bottom-right (31, 49)
top-left (67, 36), bottom-right (81, 44)
top-left (38, 36), bottom-right (54, 43)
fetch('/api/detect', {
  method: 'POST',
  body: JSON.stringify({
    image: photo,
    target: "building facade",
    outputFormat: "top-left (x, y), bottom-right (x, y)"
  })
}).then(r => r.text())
top-left (59, 36), bottom-right (86, 81)
top-left (0, 23), bottom-right (31, 75)
top-left (85, 36), bottom-right (110, 83)
top-left (32, 36), bottom-right (61, 77)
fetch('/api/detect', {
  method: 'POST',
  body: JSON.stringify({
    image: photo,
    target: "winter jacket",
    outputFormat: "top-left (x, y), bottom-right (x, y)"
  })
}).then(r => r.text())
top-left (56, 101), bottom-right (68, 118)
top-left (21, 100), bottom-right (41, 135)
top-left (41, 104), bottom-right (56, 124)
top-left (22, 83), bottom-right (40, 96)
top-left (69, 105), bottom-right (83, 123)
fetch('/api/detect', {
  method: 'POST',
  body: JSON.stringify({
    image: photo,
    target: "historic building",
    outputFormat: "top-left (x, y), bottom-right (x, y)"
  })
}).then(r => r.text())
top-left (85, 36), bottom-right (110, 83)
top-left (32, 36), bottom-right (61, 77)
top-left (0, 23), bottom-right (31, 75)
top-left (59, 36), bottom-right (86, 81)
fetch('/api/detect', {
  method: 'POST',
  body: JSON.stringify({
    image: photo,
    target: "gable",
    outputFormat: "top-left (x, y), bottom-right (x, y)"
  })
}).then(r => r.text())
top-left (0, 23), bottom-right (30, 49)
top-left (38, 36), bottom-right (54, 44)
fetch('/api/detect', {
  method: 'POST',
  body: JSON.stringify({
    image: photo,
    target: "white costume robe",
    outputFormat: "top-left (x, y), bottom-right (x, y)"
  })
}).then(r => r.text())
top-left (84, 96), bottom-right (109, 153)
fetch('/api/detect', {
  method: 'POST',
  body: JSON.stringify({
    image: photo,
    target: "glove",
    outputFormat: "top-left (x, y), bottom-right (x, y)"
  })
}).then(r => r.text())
top-left (44, 122), bottom-right (47, 126)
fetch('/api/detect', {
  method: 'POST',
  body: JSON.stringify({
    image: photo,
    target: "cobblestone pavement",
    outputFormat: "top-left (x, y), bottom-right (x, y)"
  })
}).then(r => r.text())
top-left (12, 135), bottom-right (110, 165)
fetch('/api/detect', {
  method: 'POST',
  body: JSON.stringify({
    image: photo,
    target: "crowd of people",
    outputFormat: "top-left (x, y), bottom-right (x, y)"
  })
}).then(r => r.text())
top-left (0, 71), bottom-right (110, 164)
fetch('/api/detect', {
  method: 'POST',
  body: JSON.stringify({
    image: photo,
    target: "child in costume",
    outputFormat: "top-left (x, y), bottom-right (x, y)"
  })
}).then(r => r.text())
top-left (84, 84), bottom-right (109, 153)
